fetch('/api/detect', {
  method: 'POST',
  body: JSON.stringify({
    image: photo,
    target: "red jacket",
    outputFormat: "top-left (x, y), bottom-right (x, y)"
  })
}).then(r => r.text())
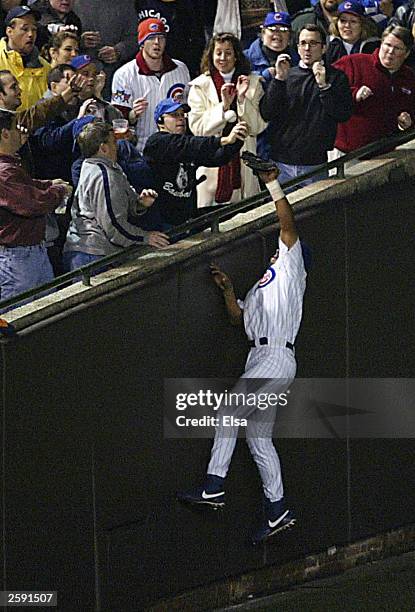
top-left (0, 154), bottom-right (66, 246)
top-left (333, 49), bottom-right (415, 152)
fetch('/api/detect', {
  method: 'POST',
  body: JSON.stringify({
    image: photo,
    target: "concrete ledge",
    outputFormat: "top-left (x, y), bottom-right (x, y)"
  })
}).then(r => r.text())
top-left (3, 141), bottom-right (415, 331)
top-left (148, 524), bottom-right (415, 612)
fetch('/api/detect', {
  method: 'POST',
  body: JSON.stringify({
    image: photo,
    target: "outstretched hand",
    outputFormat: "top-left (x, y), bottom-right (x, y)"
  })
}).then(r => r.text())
top-left (139, 189), bottom-right (158, 208)
top-left (241, 151), bottom-right (279, 180)
top-left (210, 262), bottom-right (233, 291)
top-left (258, 167), bottom-right (280, 184)
top-left (225, 121), bottom-right (249, 145)
top-left (147, 231), bottom-right (170, 249)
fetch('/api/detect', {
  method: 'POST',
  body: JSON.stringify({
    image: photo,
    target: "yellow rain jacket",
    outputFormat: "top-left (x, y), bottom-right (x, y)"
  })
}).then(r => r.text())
top-left (0, 38), bottom-right (50, 110)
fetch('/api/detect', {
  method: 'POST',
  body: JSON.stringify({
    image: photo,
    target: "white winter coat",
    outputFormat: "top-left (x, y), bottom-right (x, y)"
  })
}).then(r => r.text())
top-left (188, 72), bottom-right (268, 208)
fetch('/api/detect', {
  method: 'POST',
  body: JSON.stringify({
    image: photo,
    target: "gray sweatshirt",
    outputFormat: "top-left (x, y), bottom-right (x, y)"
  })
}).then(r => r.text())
top-left (64, 156), bottom-right (148, 256)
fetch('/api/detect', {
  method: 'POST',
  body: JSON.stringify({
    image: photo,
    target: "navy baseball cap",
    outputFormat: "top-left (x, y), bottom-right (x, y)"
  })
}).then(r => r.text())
top-left (154, 97), bottom-right (190, 123)
top-left (338, 1), bottom-right (364, 16)
top-left (263, 12), bottom-right (291, 29)
top-left (5, 5), bottom-right (40, 27)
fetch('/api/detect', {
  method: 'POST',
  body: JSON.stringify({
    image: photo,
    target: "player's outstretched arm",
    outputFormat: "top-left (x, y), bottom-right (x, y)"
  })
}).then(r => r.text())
top-left (259, 168), bottom-right (298, 248)
top-left (241, 153), bottom-right (298, 248)
top-left (210, 263), bottom-right (243, 326)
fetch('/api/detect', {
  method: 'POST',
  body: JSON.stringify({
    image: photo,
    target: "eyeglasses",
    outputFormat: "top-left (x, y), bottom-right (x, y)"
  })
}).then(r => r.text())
top-left (298, 40), bottom-right (322, 48)
top-left (265, 26), bottom-right (290, 33)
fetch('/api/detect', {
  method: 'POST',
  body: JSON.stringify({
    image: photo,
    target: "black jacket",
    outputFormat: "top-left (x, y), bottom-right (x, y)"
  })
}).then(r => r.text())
top-left (325, 37), bottom-right (380, 66)
top-left (143, 132), bottom-right (242, 227)
top-left (259, 64), bottom-right (352, 165)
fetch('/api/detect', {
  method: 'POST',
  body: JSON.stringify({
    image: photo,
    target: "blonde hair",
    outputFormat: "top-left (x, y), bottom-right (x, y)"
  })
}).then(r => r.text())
top-left (41, 31), bottom-right (79, 64)
top-left (330, 14), bottom-right (378, 40)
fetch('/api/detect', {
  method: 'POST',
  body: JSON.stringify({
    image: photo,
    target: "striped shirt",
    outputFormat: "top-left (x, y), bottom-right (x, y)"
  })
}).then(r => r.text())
top-left (111, 56), bottom-right (190, 153)
top-left (238, 237), bottom-right (307, 345)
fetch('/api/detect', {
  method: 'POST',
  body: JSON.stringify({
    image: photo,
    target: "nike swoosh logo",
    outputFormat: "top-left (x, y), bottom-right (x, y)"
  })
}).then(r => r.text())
top-left (202, 490), bottom-right (225, 499)
top-left (268, 509), bottom-right (289, 528)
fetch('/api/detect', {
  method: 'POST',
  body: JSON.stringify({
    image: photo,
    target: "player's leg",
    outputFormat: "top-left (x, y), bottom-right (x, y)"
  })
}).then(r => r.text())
top-left (246, 413), bottom-right (295, 544)
top-left (245, 354), bottom-right (297, 543)
top-left (177, 360), bottom-right (268, 509)
top-left (246, 410), bottom-right (284, 502)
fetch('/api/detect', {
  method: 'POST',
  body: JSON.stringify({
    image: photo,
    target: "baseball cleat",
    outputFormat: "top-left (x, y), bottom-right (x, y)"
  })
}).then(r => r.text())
top-left (176, 486), bottom-right (225, 510)
top-left (252, 509), bottom-right (296, 545)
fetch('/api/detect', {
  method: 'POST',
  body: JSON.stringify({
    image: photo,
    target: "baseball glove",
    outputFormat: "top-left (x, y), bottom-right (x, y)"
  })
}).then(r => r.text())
top-left (241, 151), bottom-right (279, 178)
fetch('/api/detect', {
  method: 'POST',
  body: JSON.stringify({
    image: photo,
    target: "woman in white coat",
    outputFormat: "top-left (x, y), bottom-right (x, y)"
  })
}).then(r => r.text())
top-left (188, 32), bottom-right (268, 209)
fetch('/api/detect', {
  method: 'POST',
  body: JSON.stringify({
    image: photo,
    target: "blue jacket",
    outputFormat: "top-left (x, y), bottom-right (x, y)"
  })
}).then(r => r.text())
top-left (31, 116), bottom-right (83, 183)
top-left (244, 39), bottom-right (300, 159)
top-left (244, 39), bottom-right (299, 83)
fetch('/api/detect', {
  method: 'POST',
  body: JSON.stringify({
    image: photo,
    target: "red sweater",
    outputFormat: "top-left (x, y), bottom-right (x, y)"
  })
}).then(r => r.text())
top-left (333, 49), bottom-right (415, 152)
top-left (0, 154), bottom-right (66, 246)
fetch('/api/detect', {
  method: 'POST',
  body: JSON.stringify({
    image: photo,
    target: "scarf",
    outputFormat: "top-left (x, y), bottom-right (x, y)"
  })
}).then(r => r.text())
top-left (211, 68), bottom-right (241, 203)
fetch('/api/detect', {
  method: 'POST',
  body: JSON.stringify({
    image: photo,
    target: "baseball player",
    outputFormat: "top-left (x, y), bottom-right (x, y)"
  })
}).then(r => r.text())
top-left (177, 153), bottom-right (311, 545)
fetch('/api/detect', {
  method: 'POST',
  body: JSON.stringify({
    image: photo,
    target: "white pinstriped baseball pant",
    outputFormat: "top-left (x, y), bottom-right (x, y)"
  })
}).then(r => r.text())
top-left (207, 346), bottom-right (296, 502)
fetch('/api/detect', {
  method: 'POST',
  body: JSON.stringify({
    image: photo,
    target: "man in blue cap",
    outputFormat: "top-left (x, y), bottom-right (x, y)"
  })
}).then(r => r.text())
top-left (143, 97), bottom-right (249, 228)
top-left (69, 54), bottom-right (123, 123)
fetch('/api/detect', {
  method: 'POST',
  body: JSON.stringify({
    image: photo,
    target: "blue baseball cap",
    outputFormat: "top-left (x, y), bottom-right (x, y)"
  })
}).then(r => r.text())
top-left (338, 1), bottom-right (364, 16)
top-left (263, 12), bottom-right (291, 29)
top-left (154, 97), bottom-right (190, 123)
top-left (4, 5), bottom-right (40, 27)
top-left (70, 55), bottom-right (93, 71)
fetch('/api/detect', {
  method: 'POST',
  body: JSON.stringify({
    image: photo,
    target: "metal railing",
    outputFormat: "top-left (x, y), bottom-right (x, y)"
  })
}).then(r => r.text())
top-left (1, 127), bottom-right (415, 313)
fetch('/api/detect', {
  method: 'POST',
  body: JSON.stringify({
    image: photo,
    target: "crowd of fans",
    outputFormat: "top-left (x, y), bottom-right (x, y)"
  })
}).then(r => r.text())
top-left (0, 0), bottom-right (415, 305)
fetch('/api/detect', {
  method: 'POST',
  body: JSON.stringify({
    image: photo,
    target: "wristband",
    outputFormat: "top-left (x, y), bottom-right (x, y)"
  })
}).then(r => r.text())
top-left (266, 179), bottom-right (284, 201)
